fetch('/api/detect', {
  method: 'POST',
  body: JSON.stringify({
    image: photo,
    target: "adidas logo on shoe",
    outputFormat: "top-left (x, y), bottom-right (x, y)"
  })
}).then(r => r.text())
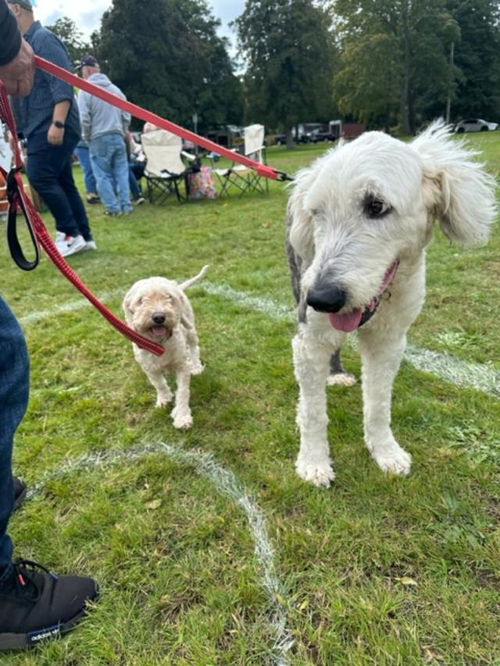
top-left (0, 559), bottom-right (99, 651)
top-left (28, 625), bottom-right (62, 644)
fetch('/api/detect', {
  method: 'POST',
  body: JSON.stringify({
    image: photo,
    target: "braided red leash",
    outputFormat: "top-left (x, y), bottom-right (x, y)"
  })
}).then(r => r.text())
top-left (0, 82), bottom-right (164, 356)
top-left (34, 56), bottom-right (293, 182)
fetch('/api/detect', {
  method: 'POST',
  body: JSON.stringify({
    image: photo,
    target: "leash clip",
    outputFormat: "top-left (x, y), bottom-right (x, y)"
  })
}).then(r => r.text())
top-left (276, 170), bottom-right (294, 182)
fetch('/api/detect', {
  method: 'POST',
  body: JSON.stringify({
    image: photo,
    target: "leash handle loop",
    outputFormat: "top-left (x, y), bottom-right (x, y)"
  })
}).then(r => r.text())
top-left (5, 167), bottom-right (40, 271)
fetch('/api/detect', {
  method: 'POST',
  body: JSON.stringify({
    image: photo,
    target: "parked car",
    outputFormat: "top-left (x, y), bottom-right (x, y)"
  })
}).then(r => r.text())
top-left (309, 129), bottom-right (336, 143)
top-left (454, 118), bottom-right (498, 133)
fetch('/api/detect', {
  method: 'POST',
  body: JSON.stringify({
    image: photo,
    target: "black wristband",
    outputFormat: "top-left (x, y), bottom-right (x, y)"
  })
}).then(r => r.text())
top-left (52, 120), bottom-right (65, 129)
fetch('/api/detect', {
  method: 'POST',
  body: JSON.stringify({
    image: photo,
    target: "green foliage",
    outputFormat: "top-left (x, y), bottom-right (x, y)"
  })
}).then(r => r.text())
top-left (236, 0), bottom-right (336, 136)
top-left (333, 0), bottom-right (460, 132)
top-left (446, 0), bottom-right (500, 120)
top-left (96, 0), bottom-right (243, 131)
top-left (45, 16), bottom-right (92, 64)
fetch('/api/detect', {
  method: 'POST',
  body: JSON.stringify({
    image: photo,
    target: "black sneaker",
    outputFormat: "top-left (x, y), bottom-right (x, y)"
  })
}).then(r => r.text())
top-left (13, 477), bottom-right (27, 512)
top-left (0, 559), bottom-right (99, 651)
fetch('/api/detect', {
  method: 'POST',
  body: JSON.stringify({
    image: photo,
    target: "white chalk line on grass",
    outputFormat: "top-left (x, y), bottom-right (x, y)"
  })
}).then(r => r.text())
top-left (19, 281), bottom-right (498, 397)
top-left (26, 441), bottom-right (294, 665)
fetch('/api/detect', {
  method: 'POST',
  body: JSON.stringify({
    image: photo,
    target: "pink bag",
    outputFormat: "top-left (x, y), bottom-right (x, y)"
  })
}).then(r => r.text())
top-left (188, 165), bottom-right (217, 200)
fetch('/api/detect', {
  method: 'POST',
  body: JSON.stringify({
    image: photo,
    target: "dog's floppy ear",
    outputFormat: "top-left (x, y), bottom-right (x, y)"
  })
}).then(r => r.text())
top-left (122, 286), bottom-right (137, 323)
top-left (412, 120), bottom-right (497, 246)
top-left (287, 175), bottom-right (317, 278)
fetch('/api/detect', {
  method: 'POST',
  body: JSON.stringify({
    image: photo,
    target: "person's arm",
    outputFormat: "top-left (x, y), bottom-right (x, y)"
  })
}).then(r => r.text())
top-left (77, 92), bottom-right (91, 143)
top-left (0, 0), bottom-right (34, 96)
top-left (47, 99), bottom-right (70, 146)
top-left (37, 31), bottom-right (74, 145)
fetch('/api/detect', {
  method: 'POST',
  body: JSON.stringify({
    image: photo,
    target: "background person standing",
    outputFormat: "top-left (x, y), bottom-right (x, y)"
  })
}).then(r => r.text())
top-left (78, 55), bottom-right (133, 216)
top-left (8, 0), bottom-right (96, 256)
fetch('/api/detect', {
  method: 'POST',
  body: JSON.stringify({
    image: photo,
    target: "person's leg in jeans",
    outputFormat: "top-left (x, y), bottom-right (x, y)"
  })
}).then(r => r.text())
top-left (129, 164), bottom-right (141, 201)
top-left (0, 297), bottom-right (99, 650)
top-left (0, 297), bottom-right (29, 582)
top-left (90, 134), bottom-right (121, 214)
top-left (58, 132), bottom-right (94, 243)
top-left (110, 135), bottom-right (133, 213)
top-left (74, 144), bottom-right (98, 199)
top-left (26, 133), bottom-right (81, 238)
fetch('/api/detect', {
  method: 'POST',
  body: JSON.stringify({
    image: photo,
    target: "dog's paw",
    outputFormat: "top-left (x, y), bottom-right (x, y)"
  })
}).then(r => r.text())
top-left (372, 446), bottom-right (412, 476)
top-left (295, 458), bottom-right (335, 487)
top-left (327, 372), bottom-right (357, 387)
top-left (155, 394), bottom-right (173, 408)
top-left (171, 407), bottom-right (193, 429)
top-left (190, 362), bottom-right (204, 376)
top-left (173, 415), bottom-right (193, 429)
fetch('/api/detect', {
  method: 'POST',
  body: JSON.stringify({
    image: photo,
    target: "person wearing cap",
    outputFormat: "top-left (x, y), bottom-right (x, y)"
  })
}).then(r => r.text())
top-left (78, 55), bottom-right (133, 216)
top-left (0, 0), bottom-right (99, 651)
top-left (7, 0), bottom-right (96, 256)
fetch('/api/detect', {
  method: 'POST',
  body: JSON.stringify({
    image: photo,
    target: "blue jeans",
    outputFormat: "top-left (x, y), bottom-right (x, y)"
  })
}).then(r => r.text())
top-left (74, 144), bottom-right (97, 195)
top-left (90, 133), bottom-right (132, 214)
top-left (0, 297), bottom-right (30, 580)
top-left (26, 130), bottom-right (93, 241)
top-left (129, 166), bottom-right (142, 200)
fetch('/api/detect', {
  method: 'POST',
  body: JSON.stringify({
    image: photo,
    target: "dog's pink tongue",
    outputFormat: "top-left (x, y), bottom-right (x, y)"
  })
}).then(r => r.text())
top-left (151, 326), bottom-right (167, 337)
top-left (328, 309), bottom-right (363, 332)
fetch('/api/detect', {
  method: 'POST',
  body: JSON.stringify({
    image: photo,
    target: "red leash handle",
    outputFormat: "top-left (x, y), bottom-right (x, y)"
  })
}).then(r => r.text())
top-left (34, 56), bottom-right (290, 181)
top-left (0, 83), bottom-right (164, 356)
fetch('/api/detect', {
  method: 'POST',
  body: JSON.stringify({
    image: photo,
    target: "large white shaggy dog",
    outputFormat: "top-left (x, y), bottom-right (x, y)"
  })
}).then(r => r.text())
top-left (122, 266), bottom-right (208, 429)
top-left (286, 122), bottom-right (496, 487)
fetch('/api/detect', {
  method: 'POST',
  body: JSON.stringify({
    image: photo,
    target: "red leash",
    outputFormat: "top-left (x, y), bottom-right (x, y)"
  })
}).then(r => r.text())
top-left (34, 56), bottom-right (292, 182)
top-left (0, 82), bottom-right (164, 356)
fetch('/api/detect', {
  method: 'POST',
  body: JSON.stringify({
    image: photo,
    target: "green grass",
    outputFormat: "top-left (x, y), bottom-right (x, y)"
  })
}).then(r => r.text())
top-left (0, 132), bottom-right (498, 665)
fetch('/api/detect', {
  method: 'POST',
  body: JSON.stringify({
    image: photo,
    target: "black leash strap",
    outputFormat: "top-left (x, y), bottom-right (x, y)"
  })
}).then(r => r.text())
top-left (5, 167), bottom-right (40, 271)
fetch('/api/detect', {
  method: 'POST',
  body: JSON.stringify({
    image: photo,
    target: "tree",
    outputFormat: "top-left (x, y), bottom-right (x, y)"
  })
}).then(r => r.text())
top-left (332, 0), bottom-right (459, 133)
top-left (446, 0), bottom-right (500, 121)
top-left (45, 16), bottom-right (92, 64)
top-left (235, 0), bottom-right (336, 147)
top-left (96, 0), bottom-right (243, 132)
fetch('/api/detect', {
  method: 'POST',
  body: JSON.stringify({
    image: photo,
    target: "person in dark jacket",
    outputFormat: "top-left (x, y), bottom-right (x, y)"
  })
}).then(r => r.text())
top-left (0, 0), bottom-right (99, 651)
top-left (8, 0), bottom-right (96, 256)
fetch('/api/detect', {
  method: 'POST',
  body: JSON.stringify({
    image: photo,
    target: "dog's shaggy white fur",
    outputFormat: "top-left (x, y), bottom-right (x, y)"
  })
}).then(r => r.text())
top-left (123, 266), bottom-right (208, 429)
top-left (286, 121), bottom-right (497, 487)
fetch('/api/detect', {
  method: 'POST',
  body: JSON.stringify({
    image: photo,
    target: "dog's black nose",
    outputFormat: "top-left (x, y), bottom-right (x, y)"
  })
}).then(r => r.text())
top-left (152, 313), bottom-right (166, 324)
top-left (307, 284), bottom-right (347, 313)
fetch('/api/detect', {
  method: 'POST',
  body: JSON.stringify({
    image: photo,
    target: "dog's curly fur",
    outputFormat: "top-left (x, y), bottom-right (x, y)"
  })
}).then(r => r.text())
top-left (123, 266), bottom-right (208, 429)
top-left (286, 121), bottom-right (497, 486)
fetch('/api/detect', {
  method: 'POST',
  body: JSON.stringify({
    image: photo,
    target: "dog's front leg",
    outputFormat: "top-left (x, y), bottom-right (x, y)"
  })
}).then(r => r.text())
top-left (358, 329), bottom-right (412, 475)
top-left (145, 368), bottom-right (173, 408)
top-left (171, 369), bottom-right (193, 429)
top-left (293, 330), bottom-right (334, 487)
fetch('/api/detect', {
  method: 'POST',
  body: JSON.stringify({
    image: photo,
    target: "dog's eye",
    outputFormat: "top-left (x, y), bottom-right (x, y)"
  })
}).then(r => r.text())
top-left (364, 196), bottom-right (391, 218)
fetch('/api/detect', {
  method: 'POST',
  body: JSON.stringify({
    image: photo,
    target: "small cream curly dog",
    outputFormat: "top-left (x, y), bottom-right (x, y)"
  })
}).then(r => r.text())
top-left (123, 266), bottom-right (208, 429)
top-left (287, 121), bottom-right (497, 487)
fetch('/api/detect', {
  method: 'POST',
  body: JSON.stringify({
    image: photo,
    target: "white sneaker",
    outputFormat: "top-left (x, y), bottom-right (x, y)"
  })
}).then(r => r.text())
top-left (55, 234), bottom-right (86, 257)
top-left (83, 240), bottom-right (97, 251)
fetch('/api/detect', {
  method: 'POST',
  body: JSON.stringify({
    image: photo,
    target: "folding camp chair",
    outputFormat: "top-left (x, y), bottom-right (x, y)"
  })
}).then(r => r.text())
top-left (211, 124), bottom-right (269, 197)
top-left (141, 129), bottom-right (194, 203)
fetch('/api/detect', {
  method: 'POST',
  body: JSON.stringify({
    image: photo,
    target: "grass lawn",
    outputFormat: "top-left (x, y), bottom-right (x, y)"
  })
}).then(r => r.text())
top-left (0, 131), bottom-right (498, 665)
